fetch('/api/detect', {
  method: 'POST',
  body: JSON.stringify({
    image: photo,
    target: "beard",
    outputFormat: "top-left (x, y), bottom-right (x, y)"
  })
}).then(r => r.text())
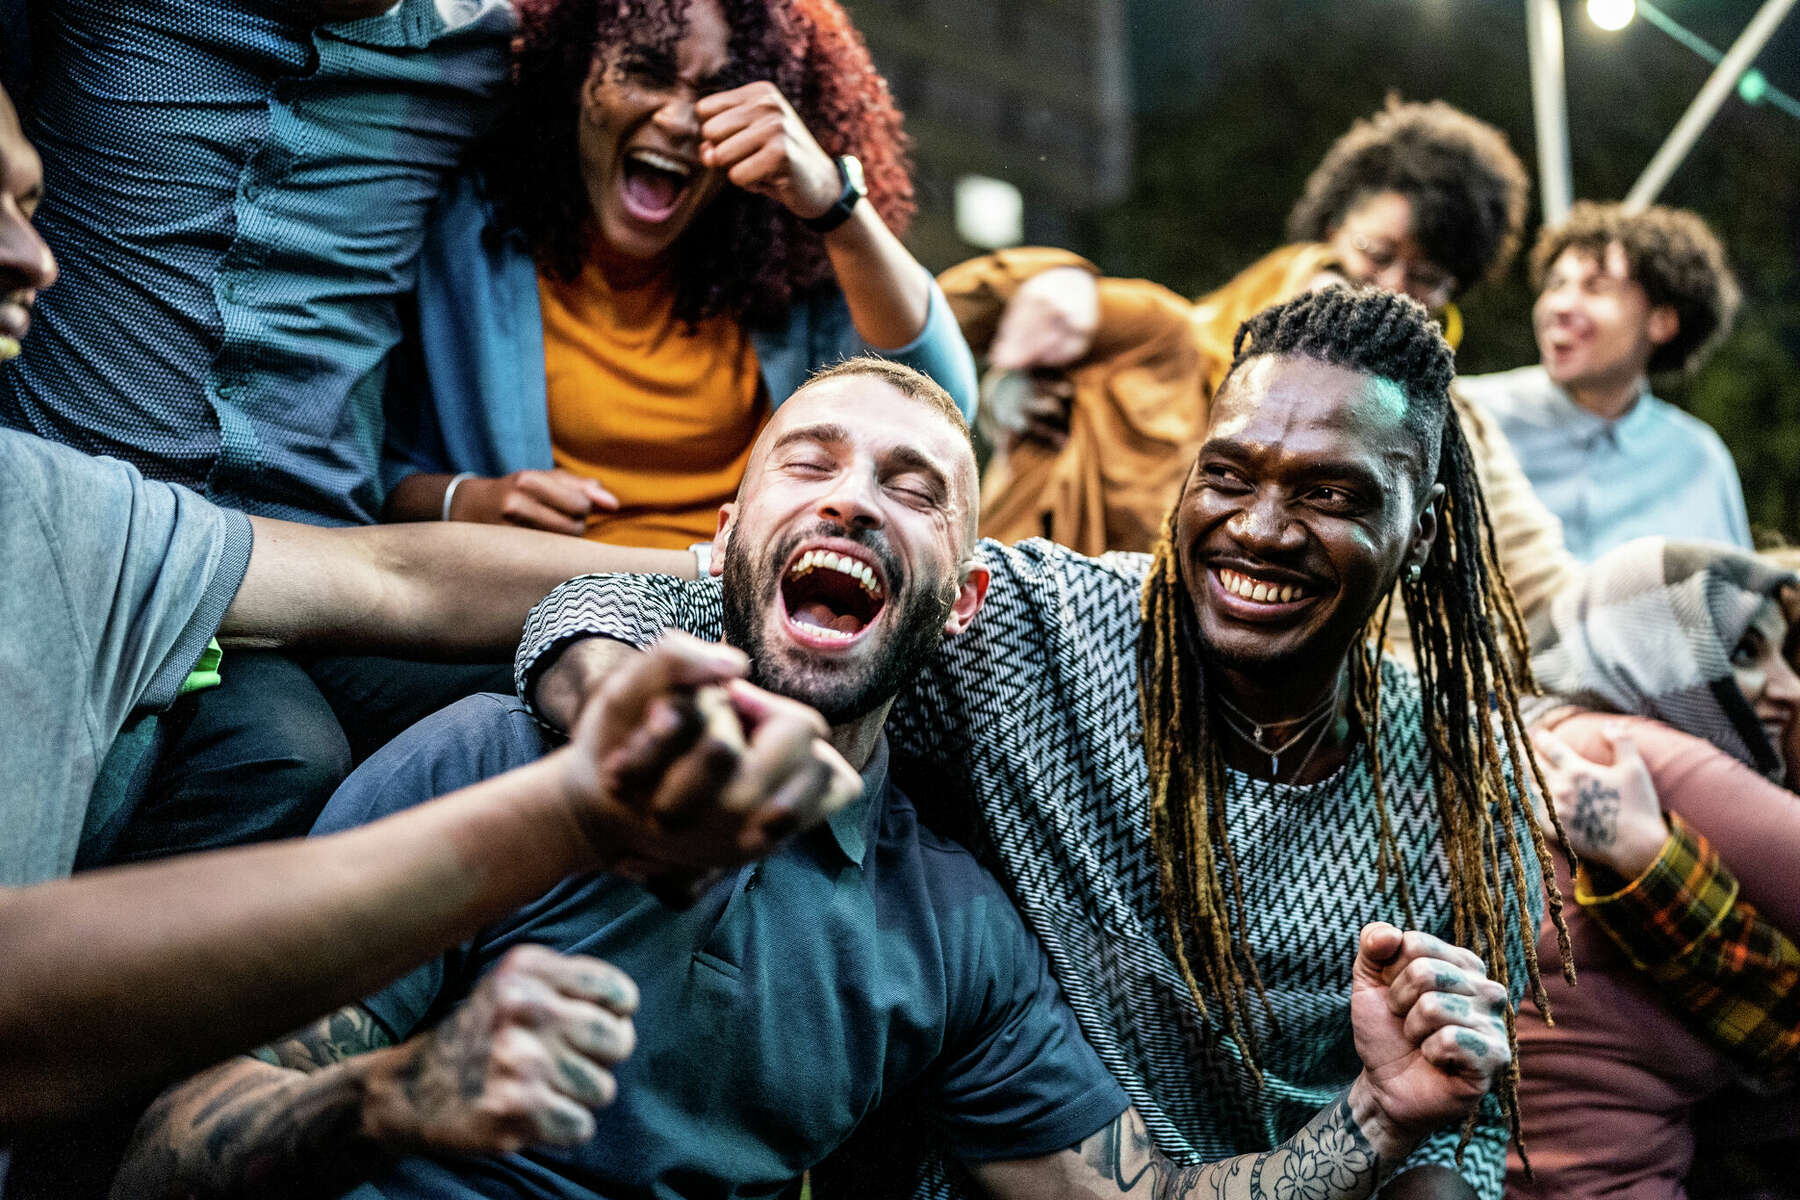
top-left (720, 521), bottom-right (955, 725)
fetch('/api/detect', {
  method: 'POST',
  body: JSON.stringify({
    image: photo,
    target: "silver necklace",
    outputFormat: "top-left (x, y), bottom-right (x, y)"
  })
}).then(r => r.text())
top-left (1214, 678), bottom-right (1344, 778)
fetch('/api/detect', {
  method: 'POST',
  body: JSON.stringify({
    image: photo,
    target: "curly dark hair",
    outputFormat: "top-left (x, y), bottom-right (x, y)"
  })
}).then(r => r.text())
top-left (1286, 98), bottom-right (1530, 298)
top-left (1143, 287), bottom-right (1572, 1160)
top-left (492, 0), bottom-right (915, 328)
top-left (1529, 201), bottom-right (1740, 376)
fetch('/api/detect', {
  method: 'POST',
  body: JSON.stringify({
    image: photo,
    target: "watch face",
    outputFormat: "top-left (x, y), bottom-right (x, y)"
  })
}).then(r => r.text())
top-left (841, 154), bottom-right (867, 199)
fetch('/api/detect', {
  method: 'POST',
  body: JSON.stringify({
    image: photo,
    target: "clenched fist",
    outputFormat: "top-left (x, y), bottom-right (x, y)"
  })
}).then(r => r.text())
top-left (366, 946), bottom-right (638, 1154)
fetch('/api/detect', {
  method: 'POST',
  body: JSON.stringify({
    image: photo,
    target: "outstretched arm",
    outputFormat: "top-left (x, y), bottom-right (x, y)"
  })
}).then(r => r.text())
top-left (219, 516), bottom-right (693, 656)
top-left (972, 925), bottom-right (1513, 1200)
top-left (0, 635), bottom-right (853, 1130)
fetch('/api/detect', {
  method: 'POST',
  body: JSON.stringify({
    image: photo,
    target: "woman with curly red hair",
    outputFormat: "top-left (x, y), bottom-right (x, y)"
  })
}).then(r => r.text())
top-left (382, 0), bottom-right (975, 550)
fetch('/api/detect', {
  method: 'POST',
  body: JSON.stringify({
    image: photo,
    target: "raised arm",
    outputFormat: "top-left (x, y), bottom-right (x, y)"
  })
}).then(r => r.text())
top-left (218, 517), bottom-right (694, 657)
top-left (972, 926), bottom-right (1513, 1200)
top-left (695, 82), bottom-right (926, 351)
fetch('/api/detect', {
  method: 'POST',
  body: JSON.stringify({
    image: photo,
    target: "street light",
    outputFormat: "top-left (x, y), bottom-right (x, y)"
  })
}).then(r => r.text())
top-left (1588, 0), bottom-right (1637, 30)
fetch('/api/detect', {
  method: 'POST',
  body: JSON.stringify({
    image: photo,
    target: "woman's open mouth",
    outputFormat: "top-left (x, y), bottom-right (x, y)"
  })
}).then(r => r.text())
top-left (778, 547), bottom-right (889, 650)
top-left (619, 148), bottom-right (695, 224)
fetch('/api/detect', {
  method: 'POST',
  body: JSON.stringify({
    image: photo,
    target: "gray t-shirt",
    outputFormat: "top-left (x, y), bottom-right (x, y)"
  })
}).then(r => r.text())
top-left (1, 428), bottom-right (252, 885)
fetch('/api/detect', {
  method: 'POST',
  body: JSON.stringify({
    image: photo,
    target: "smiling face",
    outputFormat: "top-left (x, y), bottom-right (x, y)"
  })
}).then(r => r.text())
top-left (577, 0), bottom-right (734, 263)
top-left (1175, 355), bottom-right (1441, 681)
top-left (1534, 242), bottom-right (1676, 397)
top-left (716, 374), bottom-right (986, 724)
top-left (1327, 190), bottom-right (1455, 313)
top-left (0, 85), bottom-right (56, 358)
top-left (1730, 598), bottom-right (1800, 779)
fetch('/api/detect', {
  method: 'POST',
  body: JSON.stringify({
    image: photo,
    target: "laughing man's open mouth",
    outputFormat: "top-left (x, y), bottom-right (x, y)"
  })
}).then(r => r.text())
top-left (780, 548), bottom-right (888, 646)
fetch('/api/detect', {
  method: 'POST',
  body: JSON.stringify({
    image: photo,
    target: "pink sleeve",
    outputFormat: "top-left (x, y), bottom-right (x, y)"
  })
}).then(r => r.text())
top-left (1555, 712), bottom-right (1800, 933)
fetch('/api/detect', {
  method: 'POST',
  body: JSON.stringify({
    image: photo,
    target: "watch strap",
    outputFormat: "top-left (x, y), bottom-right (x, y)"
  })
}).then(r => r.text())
top-left (802, 155), bottom-right (865, 234)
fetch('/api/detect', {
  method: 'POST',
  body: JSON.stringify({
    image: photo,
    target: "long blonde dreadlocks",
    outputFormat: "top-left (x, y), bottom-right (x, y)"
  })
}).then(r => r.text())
top-left (1136, 288), bottom-right (1575, 1156)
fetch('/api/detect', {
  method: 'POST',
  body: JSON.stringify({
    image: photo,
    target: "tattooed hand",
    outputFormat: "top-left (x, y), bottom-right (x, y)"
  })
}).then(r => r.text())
top-left (364, 945), bottom-right (639, 1155)
top-left (1529, 722), bottom-right (1668, 878)
top-left (1348, 924), bottom-right (1511, 1158)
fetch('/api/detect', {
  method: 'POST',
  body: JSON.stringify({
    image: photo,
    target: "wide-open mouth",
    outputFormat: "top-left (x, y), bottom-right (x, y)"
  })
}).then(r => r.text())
top-left (620, 148), bottom-right (696, 223)
top-left (779, 547), bottom-right (889, 646)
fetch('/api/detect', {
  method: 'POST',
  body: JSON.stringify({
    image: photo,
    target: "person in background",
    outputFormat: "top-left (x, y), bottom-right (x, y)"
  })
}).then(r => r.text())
top-left (1506, 539), bottom-right (1800, 1199)
top-left (0, 0), bottom-right (532, 851)
top-left (938, 98), bottom-right (1529, 557)
top-left (381, 0), bottom-right (976, 550)
top-left (1458, 203), bottom-right (1747, 561)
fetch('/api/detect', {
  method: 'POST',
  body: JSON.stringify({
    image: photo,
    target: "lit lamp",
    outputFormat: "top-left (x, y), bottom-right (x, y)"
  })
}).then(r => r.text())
top-left (954, 175), bottom-right (1025, 250)
top-left (1587, 0), bottom-right (1637, 30)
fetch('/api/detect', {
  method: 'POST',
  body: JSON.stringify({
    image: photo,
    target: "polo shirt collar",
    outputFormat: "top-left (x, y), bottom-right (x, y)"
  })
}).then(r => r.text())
top-left (1609, 380), bottom-right (1661, 451)
top-left (825, 734), bottom-right (889, 867)
top-left (1539, 369), bottom-right (1653, 444)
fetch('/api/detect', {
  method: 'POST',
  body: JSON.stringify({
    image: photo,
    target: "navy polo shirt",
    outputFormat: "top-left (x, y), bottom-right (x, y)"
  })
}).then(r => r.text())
top-left (311, 694), bottom-right (1128, 1200)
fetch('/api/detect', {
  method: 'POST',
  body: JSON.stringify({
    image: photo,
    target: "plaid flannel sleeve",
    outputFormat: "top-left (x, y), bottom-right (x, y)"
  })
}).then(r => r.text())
top-left (1578, 813), bottom-right (1800, 1083)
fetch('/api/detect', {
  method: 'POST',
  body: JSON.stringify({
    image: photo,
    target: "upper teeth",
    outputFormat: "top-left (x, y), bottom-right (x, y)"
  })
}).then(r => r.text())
top-left (1218, 568), bottom-right (1304, 604)
top-left (629, 149), bottom-right (691, 177)
top-left (790, 549), bottom-right (883, 597)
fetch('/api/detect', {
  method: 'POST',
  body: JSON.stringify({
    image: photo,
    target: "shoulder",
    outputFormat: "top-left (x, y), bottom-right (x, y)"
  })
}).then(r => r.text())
top-left (878, 782), bottom-right (1032, 954)
top-left (419, 169), bottom-right (535, 293)
top-left (1455, 366), bottom-right (1552, 415)
top-left (0, 430), bottom-right (248, 576)
top-left (0, 428), bottom-right (139, 507)
top-left (976, 536), bottom-right (1151, 591)
top-left (312, 693), bottom-right (551, 835)
top-left (1642, 396), bottom-right (1736, 460)
top-left (962, 538), bottom-right (1150, 643)
top-left (881, 782), bottom-right (1011, 902)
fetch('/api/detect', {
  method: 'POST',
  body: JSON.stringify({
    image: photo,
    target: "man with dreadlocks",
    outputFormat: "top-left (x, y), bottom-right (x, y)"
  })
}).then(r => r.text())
top-left (516, 289), bottom-right (1569, 1199)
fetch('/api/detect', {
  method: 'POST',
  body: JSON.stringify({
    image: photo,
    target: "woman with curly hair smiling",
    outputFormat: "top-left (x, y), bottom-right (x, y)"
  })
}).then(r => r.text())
top-left (382, 0), bottom-right (975, 549)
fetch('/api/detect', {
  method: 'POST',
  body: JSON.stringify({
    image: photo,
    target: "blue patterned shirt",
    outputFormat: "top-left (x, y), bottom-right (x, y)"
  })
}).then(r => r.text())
top-left (0, 0), bottom-right (513, 525)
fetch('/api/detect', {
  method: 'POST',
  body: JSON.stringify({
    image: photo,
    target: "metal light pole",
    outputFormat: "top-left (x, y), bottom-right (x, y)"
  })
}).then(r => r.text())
top-left (1624, 0), bottom-right (1799, 210)
top-left (1525, 0), bottom-right (1574, 224)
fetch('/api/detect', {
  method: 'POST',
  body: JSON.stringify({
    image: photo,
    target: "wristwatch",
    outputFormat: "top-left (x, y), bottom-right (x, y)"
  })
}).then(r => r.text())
top-left (802, 154), bottom-right (867, 234)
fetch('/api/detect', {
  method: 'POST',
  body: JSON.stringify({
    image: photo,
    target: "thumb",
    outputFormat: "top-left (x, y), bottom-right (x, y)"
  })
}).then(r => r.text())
top-left (585, 480), bottom-right (621, 512)
top-left (1601, 722), bottom-right (1645, 773)
top-left (1354, 922), bottom-right (1404, 986)
top-left (600, 633), bottom-right (747, 727)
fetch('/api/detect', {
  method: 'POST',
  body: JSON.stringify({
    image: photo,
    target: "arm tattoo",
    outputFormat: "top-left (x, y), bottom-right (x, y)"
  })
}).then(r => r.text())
top-left (1076, 1096), bottom-right (1382, 1200)
top-left (260, 1003), bottom-right (394, 1071)
top-left (111, 1006), bottom-right (398, 1200)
